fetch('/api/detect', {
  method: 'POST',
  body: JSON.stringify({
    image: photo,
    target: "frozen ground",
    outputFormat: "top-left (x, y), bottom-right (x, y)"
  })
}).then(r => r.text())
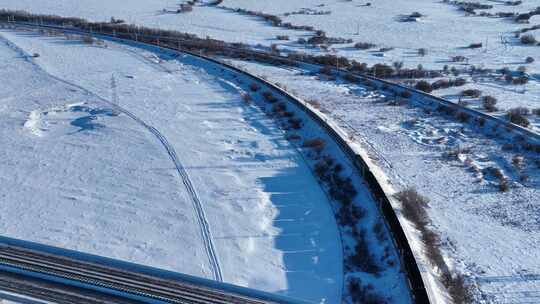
top-left (227, 58), bottom-right (540, 303)
top-left (0, 28), bottom-right (344, 302)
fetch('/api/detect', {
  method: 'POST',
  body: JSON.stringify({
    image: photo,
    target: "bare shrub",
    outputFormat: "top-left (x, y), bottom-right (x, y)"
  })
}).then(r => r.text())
top-left (354, 42), bottom-right (376, 49)
top-left (526, 56), bottom-right (535, 63)
top-left (394, 188), bottom-right (429, 226)
top-left (454, 78), bottom-right (467, 86)
top-left (499, 178), bottom-right (510, 192)
top-left (288, 118), bottom-right (302, 129)
top-left (393, 61), bottom-right (404, 71)
top-left (418, 48), bottom-right (428, 56)
top-left (456, 111), bottom-right (471, 122)
top-left (348, 278), bottom-right (386, 304)
top-left (482, 95), bottom-right (498, 112)
top-left (507, 107), bottom-right (530, 127)
top-left (512, 155), bottom-right (524, 169)
top-left (395, 187), bottom-right (474, 303)
top-left (347, 229), bottom-right (381, 274)
top-left (484, 166), bottom-right (504, 179)
top-left (441, 273), bottom-right (475, 304)
top-left (249, 82), bottom-right (260, 92)
top-left (520, 34), bottom-right (537, 45)
top-left (262, 91), bottom-right (278, 103)
top-left (512, 76), bottom-right (529, 85)
top-left (452, 55), bottom-right (467, 62)
top-left (461, 89), bottom-right (482, 98)
top-left (415, 80), bottom-right (433, 93)
top-left (178, 4), bottom-right (193, 13)
top-left (272, 102), bottom-right (287, 113)
top-left (400, 90), bottom-right (412, 98)
top-left (303, 138), bottom-right (326, 152)
top-left (477, 117), bottom-right (486, 127)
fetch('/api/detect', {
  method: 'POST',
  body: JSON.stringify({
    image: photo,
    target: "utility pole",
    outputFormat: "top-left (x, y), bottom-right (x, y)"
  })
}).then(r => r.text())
top-left (111, 74), bottom-right (120, 115)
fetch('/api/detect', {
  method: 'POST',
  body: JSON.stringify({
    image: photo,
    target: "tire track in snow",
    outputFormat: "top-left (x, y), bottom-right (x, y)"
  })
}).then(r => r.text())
top-left (0, 33), bottom-right (223, 282)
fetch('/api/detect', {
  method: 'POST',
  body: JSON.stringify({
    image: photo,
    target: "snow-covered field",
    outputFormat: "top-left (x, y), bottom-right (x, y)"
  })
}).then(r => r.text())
top-left (228, 58), bottom-right (540, 303)
top-left (1, 0), bottom-right (540, 302)
top-left (0, 28), bottom-right (345, 302)
top-left (1, 0), bottom-right (538, 130)
top-left (0, 0), bottom-right (309, 47)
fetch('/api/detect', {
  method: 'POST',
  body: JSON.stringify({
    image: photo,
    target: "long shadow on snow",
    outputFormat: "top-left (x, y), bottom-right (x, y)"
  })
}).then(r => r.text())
top-left (186, 72), bottom-right (341, 301)
top-left (207, 84), bottom-right (340, 301)
top-left (52, 35), bottom-right (342, 301)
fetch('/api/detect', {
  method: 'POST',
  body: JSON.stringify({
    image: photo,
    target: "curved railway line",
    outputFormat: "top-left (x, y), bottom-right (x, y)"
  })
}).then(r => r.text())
top-left (4, 17), bottom-right (535, 303)
top-left (0, 20), bottom-right (438, 303)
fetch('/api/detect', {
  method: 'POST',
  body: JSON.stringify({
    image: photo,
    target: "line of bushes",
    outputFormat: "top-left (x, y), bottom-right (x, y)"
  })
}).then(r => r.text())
top-left (252, 88), bottom-right (392, 302)
top-left (1, 10), bottom-right (449, 82)
top-left (395, 188), bottom-right (474, 304)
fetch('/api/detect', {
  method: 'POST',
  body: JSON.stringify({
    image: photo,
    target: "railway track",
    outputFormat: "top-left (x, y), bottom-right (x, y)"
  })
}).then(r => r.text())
top-left (0, 238), bottom-right (305, 304)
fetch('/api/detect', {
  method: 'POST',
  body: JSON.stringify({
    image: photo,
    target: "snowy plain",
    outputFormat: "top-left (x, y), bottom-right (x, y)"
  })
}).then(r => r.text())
top-left (0, 28), bottom-right (345, 302)
top-left (226, 57), bottom-right (540, 303)
top-left (0, 0), bottom-right (539, 302)
top-left (1, 0), bottom-right (538, 129)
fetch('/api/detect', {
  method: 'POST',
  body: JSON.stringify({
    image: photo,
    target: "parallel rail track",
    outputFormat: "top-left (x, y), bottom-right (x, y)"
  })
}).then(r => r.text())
top-left (0, 239), bottom-right (306, 304)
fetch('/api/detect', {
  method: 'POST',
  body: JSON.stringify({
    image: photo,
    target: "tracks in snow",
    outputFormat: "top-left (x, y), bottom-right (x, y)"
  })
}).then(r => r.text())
top-left (0, 32), bottom-right (223, 282)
